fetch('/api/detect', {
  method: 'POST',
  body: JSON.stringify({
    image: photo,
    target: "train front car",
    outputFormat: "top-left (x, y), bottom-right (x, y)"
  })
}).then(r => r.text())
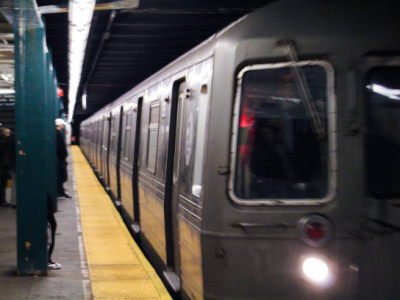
top-left (201, 1), bottom-right (400, 299)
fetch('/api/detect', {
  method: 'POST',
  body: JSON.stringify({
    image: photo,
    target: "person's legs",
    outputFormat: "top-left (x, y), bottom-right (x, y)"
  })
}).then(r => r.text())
top-left (48, 212), bottom-right (56, 261)
top-left (0, 174), bottom-right (9, 206)
top-left (61, 162), bottom-right (70, 198)
top-left (57, 160), bottom-right (71, 198)
top-left (57, 161), bottom-right (64, 196)
top-left (57, 178), bottom-right (64, 196)
top-left (10, 171), bottom-right (16, 207)
top-left (47, 212), bottom-right (61, 269)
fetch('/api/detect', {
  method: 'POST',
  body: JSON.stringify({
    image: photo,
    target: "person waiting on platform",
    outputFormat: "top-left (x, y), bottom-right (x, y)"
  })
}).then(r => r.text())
top-left (0, 128), bottom-right (11, 207)
top-left (4, 128), bottom-right (16, 208)
top-left (55, 119), bottom-right (70, 199)
top-left (47, 192), bottom-right (61, 269)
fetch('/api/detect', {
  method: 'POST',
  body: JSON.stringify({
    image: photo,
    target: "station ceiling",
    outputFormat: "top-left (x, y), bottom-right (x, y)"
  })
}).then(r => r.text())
top-left (38, 1), bottom-right (272, 125)
top-left (0, 11), bottom-right (14, 92)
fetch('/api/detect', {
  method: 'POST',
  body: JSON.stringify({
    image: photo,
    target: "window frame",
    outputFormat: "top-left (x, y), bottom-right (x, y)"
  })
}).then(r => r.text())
top-left (123, 111), bottom-right (133, 161)
top-left (228, 60), bottom-right (337, 206)
top-left (146, 101), bottom-right (160, 174)
top-left (191, 83), bottom-right (210, 198)
top-left (360, 56), bottom-right (400, 200)
top-left (110, 115), bottom-right (117, 154)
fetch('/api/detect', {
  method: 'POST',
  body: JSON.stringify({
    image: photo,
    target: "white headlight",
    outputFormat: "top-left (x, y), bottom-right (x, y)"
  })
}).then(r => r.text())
top-left (302, 257), bottom-right (329, 283)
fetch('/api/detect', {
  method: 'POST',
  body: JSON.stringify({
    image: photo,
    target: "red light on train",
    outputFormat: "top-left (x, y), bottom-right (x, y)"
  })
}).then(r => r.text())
top-left (306, 222), bottom-right (325, 241)
top-left (57, 87), bottom-right (64, 97)
top-left (239, 107), bottom-right (254, 128)
top-left (298, 214), bottom-right (334, 247)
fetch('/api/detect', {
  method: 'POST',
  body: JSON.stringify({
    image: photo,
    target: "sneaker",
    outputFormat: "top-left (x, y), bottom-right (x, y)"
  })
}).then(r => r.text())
top-left (48, 260), bottom-right (62, 270)
top-left (62, 193), bottom-right (71, 199)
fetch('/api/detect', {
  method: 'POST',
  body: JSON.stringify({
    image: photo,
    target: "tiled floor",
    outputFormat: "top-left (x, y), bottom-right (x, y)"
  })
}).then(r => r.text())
top-left (0, 148), bottom-right (90, 300)
top-left (72, 146), bottom-right (171, 300)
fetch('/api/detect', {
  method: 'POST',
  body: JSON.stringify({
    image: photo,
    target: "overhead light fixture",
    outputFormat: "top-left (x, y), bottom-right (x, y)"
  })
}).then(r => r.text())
top-left (0, 89), bottom-right (15, 94)
top-left (0, 74), bottom-right (10, 82)
top-left (82, 91), bottom-right (87, 110)
top-left (68, 0), bottom-right (96, 122)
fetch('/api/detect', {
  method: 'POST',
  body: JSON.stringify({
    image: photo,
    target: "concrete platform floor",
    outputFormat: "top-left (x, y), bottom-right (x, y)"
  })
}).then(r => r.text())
top-left (0, 149), bottom-right (91, 300)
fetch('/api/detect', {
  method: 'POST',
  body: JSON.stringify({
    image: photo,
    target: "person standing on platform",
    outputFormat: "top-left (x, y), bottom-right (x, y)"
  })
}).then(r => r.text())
top-left (55, 119), bottom-right (70, 198)
top-left (4, 129), bottom-right (16, 208)
top-left (47, 192), bottom-right (61, 269)
top-left (0, 128), bottom-right (11, 207)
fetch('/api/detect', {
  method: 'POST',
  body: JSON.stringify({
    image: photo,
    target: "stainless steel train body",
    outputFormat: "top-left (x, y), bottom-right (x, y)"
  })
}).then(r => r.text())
top-left (80, 1), bottom-right (400, 299)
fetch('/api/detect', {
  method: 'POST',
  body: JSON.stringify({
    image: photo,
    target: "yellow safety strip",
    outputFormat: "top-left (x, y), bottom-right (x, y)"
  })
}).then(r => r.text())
top-left (72, 146), bottom-right (172, 300)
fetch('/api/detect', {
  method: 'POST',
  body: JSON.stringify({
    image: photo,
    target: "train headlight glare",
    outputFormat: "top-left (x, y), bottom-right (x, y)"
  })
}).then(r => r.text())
top-left (302, 257), bottom-right (329, 283)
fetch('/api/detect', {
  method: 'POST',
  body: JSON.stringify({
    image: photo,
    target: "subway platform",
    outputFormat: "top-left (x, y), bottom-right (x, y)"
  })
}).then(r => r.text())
top-left (0, 146), bottom-right (171, 300)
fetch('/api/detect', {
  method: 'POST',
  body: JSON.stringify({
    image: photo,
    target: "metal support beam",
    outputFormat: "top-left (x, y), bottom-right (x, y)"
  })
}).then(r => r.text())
top-left (39, 0), bottom-right (139, 14)
top-left (14, 0), bottom-right (57, 275)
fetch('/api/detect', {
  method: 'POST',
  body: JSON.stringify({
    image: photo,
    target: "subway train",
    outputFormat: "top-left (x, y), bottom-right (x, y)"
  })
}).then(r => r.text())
top-left (80, 0), bottom-right (400, 299)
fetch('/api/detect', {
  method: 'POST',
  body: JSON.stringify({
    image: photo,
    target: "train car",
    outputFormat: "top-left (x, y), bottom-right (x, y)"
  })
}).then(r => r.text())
top-left (80, 0), bottom-right (400, 299)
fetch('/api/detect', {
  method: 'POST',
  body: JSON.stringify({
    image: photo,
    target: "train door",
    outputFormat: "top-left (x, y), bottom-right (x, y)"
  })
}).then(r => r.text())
top-left (132, 97), bottom-right (143, 231)
top-left (163, 80), bottom-right (186, 292)
top-left (109, 108), bottom-right (123, 200)
top-left (93, 120), bottom-right (99, 169)
top-left (116, 107), bottom-right (124, 200)
top-left (102, 115), bottom-right (110, 187)
top-left (96, 120), bottom-right (102, 169)
top-left (360, 64), bottom-right (400, 299)
top-left (97, 119), bottom-right (104, 175)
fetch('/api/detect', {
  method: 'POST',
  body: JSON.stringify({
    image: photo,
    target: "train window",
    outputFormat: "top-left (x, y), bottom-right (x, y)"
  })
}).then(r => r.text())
top-left (367, 67), bottom-right (400, 199)
top-left (147, 102), bottom-right (160, 174)
top-left (192, 84), bottom-right (210, 197)
top-left (232, 62), bottom-right (335, 203)
top-left (110, 116), bottom-right (116, 154)
top-left (123, 113), bottom-right (132, 161)
top-left (102, 118), bottom-right (109, 149)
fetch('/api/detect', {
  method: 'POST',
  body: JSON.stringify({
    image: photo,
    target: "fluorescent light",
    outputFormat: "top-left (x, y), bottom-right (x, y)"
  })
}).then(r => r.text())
top-left (0, 74), bottom-right (10, 82)
top-left (68, 0), bottom-right (96, 122)
top-left (82, 92), bottom-right (87, 110)
top-left (0, 89), bottom-right (15, 94)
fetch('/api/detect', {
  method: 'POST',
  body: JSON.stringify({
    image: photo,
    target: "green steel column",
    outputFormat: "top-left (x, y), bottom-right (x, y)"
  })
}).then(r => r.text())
top-left (14, 0), bottom-right (49, 275)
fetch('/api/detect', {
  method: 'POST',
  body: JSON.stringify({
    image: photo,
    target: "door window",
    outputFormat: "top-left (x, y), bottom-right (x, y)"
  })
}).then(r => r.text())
top-left (366, 67), bottom-right (400, 198)
top-left (147, 102), bottom-right (160, 174)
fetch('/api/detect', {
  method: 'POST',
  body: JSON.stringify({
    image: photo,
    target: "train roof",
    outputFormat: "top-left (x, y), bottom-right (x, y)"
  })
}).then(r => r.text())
top-left (81, 12), bottom-right (249, 125)
top-left (82, 0), bottom-right (400, 126)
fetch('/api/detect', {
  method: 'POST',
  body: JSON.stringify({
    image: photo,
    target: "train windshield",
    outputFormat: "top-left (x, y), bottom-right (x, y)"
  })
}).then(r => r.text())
top-left (234, 64), bottom-right (330, 201)
top-left (367, 67), bottom-right (400, 199)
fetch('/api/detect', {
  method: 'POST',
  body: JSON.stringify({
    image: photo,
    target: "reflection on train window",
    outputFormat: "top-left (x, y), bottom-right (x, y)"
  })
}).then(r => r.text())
top-left (110, 116), bottom-right (117, 154)
top-left (147, 103), bottom-right (160, 174)
top-left (102, 118), bottom-right (109, 149)
top-left (234, 65), bottom-right (329, 200)
top-left (367, 67), bottom-right (400, 199)
top-left (123, 113), bottom-right (132, 161)
top-left (192, 84), bottom-right (209, 197)
top-left (98, 120), bottom-right (103, 150)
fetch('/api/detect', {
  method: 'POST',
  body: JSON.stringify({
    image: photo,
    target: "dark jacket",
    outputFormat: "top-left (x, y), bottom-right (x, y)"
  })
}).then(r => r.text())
top-left (56, 129), bottom-right (68, 161)
top-left (56, 129), bottom-right (68, 183)
top-left (4, 133), bottom-right (15, 171)
top-left (0, 136), bottom-right (9, 176)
